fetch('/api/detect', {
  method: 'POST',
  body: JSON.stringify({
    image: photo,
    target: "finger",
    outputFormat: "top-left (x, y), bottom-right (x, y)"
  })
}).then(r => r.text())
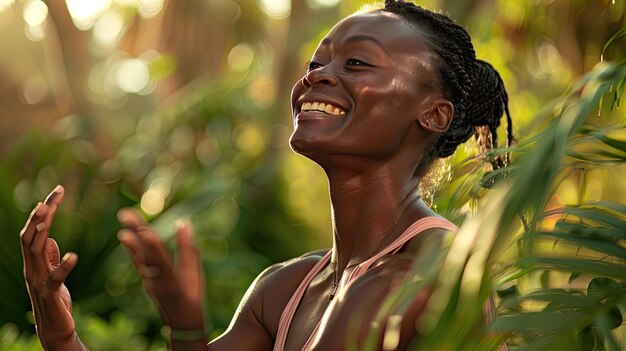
top-left (117, 209), bottom-right (173, 267)
top-left (43, 185), bottom-right (65, 229)
top-left (31, 216), bottom-right (50, 257)
top-left (46, 252), bottom-right (78, 291)
top-left (117, 207), bottom-right (150, 232)
top-left (175, 220), bottom-right (203, 293)
top-left (119, 229), bottom-right (170, 282)
top-left (118, 229), bottom-right (145, 267)
top-left (27, 206), bottom-right (52, 276)
top-left (46, 238), bottom-right (61, 270)
top-left (174, 220), bottom-right (200, 271)
top-left (20, 203), bottom-right (48, 250)
top-left (44, 185), bottom-right (64, 206)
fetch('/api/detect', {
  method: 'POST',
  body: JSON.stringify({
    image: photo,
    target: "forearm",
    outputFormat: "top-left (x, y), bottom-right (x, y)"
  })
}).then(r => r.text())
top-left (166, 326), bottom-right (207, 351)
top-left (171, 339), bottom-right (208, 351)
top-left (166, 326), bottom-right (208, 351)
top-left (44, 332), bottom-right (88, 351)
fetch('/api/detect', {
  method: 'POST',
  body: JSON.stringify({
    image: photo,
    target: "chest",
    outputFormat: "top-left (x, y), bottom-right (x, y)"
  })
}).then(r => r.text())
top-left (283, 266), bottom-right (336, 351)
top-left (282, 257), bottom-right (412, 351)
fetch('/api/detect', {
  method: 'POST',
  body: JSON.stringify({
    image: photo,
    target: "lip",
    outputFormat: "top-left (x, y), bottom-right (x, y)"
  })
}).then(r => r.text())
top-left (295, 110), bottom-right (343, 122)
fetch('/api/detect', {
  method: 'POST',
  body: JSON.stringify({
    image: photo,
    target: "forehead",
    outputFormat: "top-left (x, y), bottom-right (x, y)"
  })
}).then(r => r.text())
top-left (321, 11), bottom-right (434, 57)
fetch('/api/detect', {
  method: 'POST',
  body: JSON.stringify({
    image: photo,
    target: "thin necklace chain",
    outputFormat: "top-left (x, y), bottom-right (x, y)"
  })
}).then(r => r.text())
top-left (329, 194), bottom-right (421, 300)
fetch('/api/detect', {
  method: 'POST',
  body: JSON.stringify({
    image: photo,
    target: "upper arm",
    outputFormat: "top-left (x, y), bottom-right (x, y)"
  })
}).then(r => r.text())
top-left (206, 264), bottom-right (281, 351)
top-left (207, 251), bottom-right (327, 351)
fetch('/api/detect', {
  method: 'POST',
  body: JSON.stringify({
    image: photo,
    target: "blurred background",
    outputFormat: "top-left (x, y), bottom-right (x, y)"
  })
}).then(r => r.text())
top-left (0, 0), bottom-right (624, 349)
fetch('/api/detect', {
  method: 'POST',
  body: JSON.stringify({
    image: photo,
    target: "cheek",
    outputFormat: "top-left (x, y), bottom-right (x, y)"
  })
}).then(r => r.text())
top-left (351, 77), bottom-right (420, 149)
top-left (355, 76), bottom-right (420, 123)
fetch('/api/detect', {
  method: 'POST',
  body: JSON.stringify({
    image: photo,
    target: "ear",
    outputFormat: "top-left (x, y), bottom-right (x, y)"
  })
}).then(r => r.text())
top-left (417, 99), bottom-right (454, 133)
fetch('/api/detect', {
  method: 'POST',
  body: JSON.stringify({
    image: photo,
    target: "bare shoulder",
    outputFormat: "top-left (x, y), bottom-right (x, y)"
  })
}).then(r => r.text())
top-left (247, 249), bottom-right (332, 334)
top-left (256, 248), bottom-right (330, 284)
top-left (207, 249), bottom-right (329, 351)
top-left (254, 249), bottom-right (331, 330)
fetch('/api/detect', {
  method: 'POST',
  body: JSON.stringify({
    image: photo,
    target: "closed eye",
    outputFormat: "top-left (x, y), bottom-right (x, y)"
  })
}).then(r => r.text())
top-left (346, 58), bottom-right (370, 67)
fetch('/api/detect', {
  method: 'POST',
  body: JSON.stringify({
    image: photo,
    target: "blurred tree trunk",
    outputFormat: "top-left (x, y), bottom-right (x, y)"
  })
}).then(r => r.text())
top-left (44, 0), bottom-right (92, 125)
top-left (274, 0), bottom-right (314, 123)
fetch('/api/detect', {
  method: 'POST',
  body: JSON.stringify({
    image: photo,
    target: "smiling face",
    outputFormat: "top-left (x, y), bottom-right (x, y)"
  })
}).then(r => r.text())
top-left (289, 11), bottom-right (446, 170)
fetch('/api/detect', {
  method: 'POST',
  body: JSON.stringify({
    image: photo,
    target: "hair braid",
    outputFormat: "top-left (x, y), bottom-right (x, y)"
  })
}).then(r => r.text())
top-left (381, 0), bottom-right (512, 172)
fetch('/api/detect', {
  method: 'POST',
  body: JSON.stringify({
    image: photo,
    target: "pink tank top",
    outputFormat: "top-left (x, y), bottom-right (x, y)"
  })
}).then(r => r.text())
top-left (273, 216), bottom-right (459, 351)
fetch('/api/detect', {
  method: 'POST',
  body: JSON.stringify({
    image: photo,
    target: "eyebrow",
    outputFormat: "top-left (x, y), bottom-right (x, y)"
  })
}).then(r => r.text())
top-left (320, 35), bottom-right (391, 57)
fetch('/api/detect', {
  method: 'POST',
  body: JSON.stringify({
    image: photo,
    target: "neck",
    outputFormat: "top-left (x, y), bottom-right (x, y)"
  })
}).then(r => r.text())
top-left (325, 164), bottom-right (425, 274)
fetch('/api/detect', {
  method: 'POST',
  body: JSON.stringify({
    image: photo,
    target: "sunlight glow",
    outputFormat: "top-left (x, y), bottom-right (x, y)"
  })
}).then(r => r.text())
top-left (137, 0), bottom-right (164, 18)
top-left (66, 0), bottom-right (111, 30)
top-left (0, 0), bottom-right (14, 13)
top-left (111, 0), bottom-right (164, 18)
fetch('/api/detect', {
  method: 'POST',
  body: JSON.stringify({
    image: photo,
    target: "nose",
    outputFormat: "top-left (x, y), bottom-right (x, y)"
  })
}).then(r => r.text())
top-left (302, 66), bottom-right (338, 88)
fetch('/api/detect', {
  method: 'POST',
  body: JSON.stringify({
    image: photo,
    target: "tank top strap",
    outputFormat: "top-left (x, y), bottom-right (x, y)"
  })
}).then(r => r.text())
top-left (274, 251), bottom-right (332, 351)
top-left (347, 216), bottom-right (458, 284)
top-left (274, 216), bottom-right (458, 351)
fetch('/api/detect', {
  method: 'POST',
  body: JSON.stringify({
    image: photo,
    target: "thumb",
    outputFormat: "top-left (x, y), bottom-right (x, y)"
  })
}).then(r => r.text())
top-left (47, 252), bottom-right (78, 291)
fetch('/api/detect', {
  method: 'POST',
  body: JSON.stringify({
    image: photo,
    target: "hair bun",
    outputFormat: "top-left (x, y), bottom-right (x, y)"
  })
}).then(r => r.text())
top-left (465, 60), bottom-right (511, 147)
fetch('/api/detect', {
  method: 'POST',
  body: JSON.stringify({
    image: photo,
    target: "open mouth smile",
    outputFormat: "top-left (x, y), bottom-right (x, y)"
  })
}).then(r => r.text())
top-left (300, 101), bottom-right (346, 116)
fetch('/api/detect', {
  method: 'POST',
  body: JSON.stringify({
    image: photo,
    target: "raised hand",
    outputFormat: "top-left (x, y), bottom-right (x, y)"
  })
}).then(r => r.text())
top-left (20, 185), bottom-right (86, 350)
top-left (117, 209), bottom-right (206, 347)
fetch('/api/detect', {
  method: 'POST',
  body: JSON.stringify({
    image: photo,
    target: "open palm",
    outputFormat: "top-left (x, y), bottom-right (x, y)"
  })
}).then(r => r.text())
top-left (20, 186), bottom-right (83, 349)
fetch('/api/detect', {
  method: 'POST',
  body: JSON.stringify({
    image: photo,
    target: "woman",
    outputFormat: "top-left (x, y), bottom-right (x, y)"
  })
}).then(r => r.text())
top-left (19, 1), bottom-right (511, 350)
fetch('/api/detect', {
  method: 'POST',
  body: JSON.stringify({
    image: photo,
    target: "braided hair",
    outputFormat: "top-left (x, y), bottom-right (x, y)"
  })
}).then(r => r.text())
top-left (381, 0), bottom-right (513, 174)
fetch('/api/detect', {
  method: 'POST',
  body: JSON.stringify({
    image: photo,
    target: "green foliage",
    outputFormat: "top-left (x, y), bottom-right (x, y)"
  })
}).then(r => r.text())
top-left (1, 0), bottom-right (626, 350)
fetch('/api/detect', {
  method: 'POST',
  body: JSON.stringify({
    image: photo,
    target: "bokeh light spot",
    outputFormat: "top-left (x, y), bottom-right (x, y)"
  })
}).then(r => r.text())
top-left (307, 0), bottom-right (340, 9)
top-left (233, 123), bottom-right (265, 156)
top-left (195, 137), bottom-right (219, 166)
top-left (24, 23), bottom-right (45, 41)
top-left (227, 43), bottom-right (254, 72)
top-left (247, 75), bottom-right (277, 109)
top-left (140, 178), bottom-right (171, 215)
top-left (22, 75), bottom-right (48, 104)
top-left (211, 196), bottom-right (239, 230)
top-left (0, 0), bottom-right (14, 13)
top-left (66, 0), bottom-right (112, 30)
top-left (93, 10), bottom-right (124, 47)
top-left (258, 0), bottom-right (291, 19)
top-left (137, 0), bottom-right (164, 18)
top-left (23, 0), bottom-right (47, 27)
top-left (114, 59), bottom-right (150, 94)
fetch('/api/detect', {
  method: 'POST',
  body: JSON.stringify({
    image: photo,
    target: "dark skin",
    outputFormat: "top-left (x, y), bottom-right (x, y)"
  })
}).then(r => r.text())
top-left (20, 11), bottom-right (456, 351)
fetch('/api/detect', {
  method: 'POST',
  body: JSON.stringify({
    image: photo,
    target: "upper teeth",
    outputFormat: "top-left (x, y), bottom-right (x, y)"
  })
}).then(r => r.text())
top-left (301, 102), bottom-right (346, 116)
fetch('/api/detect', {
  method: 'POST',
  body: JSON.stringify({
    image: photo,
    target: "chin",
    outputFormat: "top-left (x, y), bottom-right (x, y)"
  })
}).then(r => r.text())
top-left (288, 129), bottom-right (335, 163)
top-left (289, 130), bottom-right (316, 156)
